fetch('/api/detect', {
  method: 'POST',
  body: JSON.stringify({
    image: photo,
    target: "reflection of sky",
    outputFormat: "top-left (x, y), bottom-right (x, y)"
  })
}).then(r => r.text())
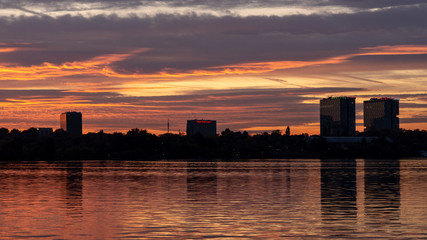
top-left (0, 1), bottom-right (427, 134)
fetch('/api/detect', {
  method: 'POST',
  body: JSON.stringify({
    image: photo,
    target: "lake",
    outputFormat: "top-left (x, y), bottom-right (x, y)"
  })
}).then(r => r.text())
top-left (0, 159), bottom-right (426, 239)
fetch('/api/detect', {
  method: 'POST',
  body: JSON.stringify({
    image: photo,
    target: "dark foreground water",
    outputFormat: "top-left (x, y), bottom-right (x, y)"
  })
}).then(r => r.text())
top-left (0, 159), bottom-right (426, 239)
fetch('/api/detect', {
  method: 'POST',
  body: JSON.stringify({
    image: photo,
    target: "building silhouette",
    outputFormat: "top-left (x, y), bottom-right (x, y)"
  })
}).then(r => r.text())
top-left (320, 97), bottom-right (356, 136)
top-left (364, 98), bottom-right (399, 132)
top-left (38, 128), bottom-right (53, 137)
top-left (186, 119), bottom-right (217, 137)
top-left (60, 112), bottom-right (83, 135)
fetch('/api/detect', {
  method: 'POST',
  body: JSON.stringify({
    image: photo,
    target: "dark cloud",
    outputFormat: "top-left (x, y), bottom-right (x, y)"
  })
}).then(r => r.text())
top-left (354, 93), bottom-right (427, 99)
top-left (311, 0), bottom-right (426, 9)
top-left (400, 117), bottom-right (427, 124)
top-left (1, 3), bottom-right (427, 74)
top-left (188, 87), bottom-right (365, 96)
top-left (0, 87), bottom-right (365, 105)
top-left (400, 103), bottom-right (427, 109)
top-left (0, 89), bottom-right (117, 105)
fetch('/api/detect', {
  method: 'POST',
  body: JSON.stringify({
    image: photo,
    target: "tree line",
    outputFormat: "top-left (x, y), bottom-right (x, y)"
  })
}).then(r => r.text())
top-left (0, 127), bottom-right (426, 161)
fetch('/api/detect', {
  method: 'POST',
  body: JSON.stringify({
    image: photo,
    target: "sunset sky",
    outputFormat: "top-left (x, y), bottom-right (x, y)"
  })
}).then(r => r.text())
top-left (0, 0), bottom-right (427, 134)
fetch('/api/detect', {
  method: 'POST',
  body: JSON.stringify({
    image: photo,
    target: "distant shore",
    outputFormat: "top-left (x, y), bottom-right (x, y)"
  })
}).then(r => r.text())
top-left (0, 127), bottom-right (426, 161)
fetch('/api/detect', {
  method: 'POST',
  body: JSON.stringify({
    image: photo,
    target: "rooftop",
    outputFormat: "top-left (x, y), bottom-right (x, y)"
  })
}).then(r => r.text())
top-left (323, 96), bottom-right (356, 100)
top-left (368, 97), bottom-right (399, 101)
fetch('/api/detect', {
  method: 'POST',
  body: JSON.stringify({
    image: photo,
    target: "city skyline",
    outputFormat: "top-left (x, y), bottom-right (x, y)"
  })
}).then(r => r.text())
top-left (0, 98), bottom-right (402, 136)
top-left (0, 1), bottom-right (427, 134)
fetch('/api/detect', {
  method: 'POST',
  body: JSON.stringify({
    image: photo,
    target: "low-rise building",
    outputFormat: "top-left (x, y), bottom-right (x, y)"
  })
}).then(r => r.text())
top-left (186, 119), bottom-right (217, 137)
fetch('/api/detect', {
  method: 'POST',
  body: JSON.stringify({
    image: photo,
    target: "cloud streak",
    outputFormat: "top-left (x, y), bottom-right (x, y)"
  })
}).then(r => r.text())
top-left (1, 44), bottom-right (427, 82)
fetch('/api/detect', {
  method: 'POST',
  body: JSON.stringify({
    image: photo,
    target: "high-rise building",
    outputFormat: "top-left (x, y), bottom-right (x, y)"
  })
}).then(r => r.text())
top-left (320, 97), bottom-right (356, 136)
top-left (364, 98), bottom-right (399, 132)
top-left (186, 119), bottom-right (217, 137)
top-left (60, 112), bottom-right (83, 135)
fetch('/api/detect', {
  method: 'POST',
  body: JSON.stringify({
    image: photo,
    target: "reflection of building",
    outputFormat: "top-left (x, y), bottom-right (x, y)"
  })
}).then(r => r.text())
top-left (60, 112), bottom-right (83, 135)
top-left (38, 128), bottom-right (53, 137)
top-left (187, 162), bottom-right (217, 201)
top-left (364, 160), bottom-right (400, 226)
top-left (186, 119), bottom-right (217, 137)
top-left (65, 162), bottom-right (83, 217)
top-left (321, 160), bottom-right (357, 222)
top-left (320, 97), bottom-right (356, 136)
top-left (364, 98), bottom-right (399, 132)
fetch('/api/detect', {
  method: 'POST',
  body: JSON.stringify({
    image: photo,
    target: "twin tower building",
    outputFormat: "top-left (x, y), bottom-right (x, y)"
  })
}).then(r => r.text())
top-left (320, 97), bottom-right (399, 136)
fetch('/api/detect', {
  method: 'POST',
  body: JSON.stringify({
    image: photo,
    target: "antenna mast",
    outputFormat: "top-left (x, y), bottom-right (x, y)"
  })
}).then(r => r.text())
top-left (167, 119), bottom-right (170, 134)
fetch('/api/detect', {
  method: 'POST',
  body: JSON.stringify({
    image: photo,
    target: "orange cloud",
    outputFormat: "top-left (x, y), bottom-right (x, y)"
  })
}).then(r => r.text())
top-left (359, 45), bottom-right (427, 56)
top-left (104, 44), bottom-right (427, 79)
top-left (0, 47), bottom-right (20, 53)
top-left (0, 43), bottom-right (39, 53)
top-left (2, 44), bottom-right (427, 82)
top-left (0, 48), bottom-right (150, 80)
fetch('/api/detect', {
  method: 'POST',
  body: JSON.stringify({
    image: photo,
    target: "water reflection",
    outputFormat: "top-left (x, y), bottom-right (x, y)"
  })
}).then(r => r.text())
top-left (321, 159), bottom-right (357, 222)
top-left (364, 160), bottom-right (400, 227)
top-left (320, 159), bottom-right (403, 236)
top-left (270, 161), bottom-right (291, 202)
top-left (65, 162), bottom-right (83, 217)
top-left (0, 159), bottom-right (425, 239)
top-left (186, 162), bottom-right (218, 202)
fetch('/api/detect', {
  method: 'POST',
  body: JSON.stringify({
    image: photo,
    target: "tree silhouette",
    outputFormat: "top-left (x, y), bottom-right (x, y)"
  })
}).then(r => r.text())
top-left (0, 127), bottom-right (425, 161)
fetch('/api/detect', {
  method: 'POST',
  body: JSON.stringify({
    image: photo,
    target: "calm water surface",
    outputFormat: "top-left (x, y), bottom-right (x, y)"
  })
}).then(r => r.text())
top-left (0, 159), bottom-right (426, 239)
